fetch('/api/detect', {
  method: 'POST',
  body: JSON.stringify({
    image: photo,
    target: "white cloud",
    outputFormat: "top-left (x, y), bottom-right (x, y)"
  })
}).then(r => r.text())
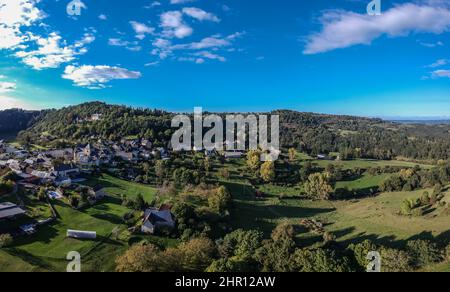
top-left (160, 11), bottom-right (193, 39)
top-left (0, 1), bottom-right (96, 70)
top-left (98, 14), bottom-right (107, 20)
top-left (192, 51), bottom-right (226, 62)
top-left (151, 38), bottom-right (172, 59)
top-left (0, 81), bottom-right (16, 93)
top-left (130, 21), bottom-right (155, 40)
top-left (182, 7), bottom-right (220, 22)
top-left (304, 3), bottom-right (450, 54)
top-left (426, 59), bottom-right (449, 68)
top-left (431, 69), bottom-right (450, 78)
top-left (151, 32), bottom-right (243, 62)
top-left (172, 32), bottom-right (244, 50)
top-left (144, 61), bottom-right (160, 67)
top-left (108, 38), bottom-right (142, 51)
top-left (14, 32), bottom-right (95, 70)
top-left (0, 0), bottom-right (44, 50)
top-left (170, 0), bottom-right (196, 4)
top-left (419, 40), bottom-right (444, 47)
top-left (62, 65), bottom-right (142, 89)
top-left (144, 1), bottom-right (161, 9)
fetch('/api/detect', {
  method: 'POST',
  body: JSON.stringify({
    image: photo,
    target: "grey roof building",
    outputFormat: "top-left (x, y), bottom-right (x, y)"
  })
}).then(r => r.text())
top-left (0, 202), bottom-right (26, 220)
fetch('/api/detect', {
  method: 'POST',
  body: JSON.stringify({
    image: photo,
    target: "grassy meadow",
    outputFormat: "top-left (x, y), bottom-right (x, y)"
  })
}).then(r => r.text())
top-left (1, 155), bottom-right (449, 271)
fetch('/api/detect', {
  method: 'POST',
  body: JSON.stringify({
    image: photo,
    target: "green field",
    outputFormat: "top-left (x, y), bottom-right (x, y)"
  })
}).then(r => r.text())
top-left (230, 182), bottom-right (450, 247)
top-left (83, 173), bottom-right (158, 201)
top-left (1, 158), bottom-right (449, 272)
top-left (302, 157), bottom-right (433, 170)
top-left (0, 175), bottom-right (162, 272)
top-left (227, 157), bottom-right (449, 248)
top-left (335, 173), bottom-right (390, 190)
top-left (0, 198), bottom-right (130, 272)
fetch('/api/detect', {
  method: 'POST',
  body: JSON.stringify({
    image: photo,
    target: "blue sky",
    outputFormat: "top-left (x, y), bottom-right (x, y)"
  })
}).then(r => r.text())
top-left (1, 0), bottom-right (450, 118)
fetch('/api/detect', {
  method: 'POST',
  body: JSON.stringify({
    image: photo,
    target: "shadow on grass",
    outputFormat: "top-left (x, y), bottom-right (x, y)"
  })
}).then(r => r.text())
top-left (4, 247), bottom-right (57, 271)
top-left (12, 224), bottom-right (60, 248)
top-left (231, 199), bottom-right (335, 237)
top-left (90, 213), bottom-right (123, 225)
top-left (334, 186), bottom-right (379, 200)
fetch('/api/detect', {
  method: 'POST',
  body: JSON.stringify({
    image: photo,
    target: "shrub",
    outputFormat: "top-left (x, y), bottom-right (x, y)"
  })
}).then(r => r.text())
top-left (446, 244), bottom-right (450, 260)
top-left (420, 192), bottom-right (430, 206)
top-left (406, 240), bottom-right (443, 267)
top-left (0, 233), bottom-right (13, 248)
top-left (218, 168), bottom-right (230, 179)
top-left (304, 172), bottom-right (333, 200)
top-left (380, 248), bottom-right (413, 272)
top-left (411, 208), bottom-right (424, 217)
top-left (348, 240), bottom-right (378, 271)
top-left (208, 186), bottom-right (232, 214)
top-left (291, 248), bottom-right (354, 272)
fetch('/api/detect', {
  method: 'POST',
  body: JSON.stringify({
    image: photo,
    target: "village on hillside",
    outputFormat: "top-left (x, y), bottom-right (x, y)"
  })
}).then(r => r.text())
top-left (0, 136), bottom-right (173, 237)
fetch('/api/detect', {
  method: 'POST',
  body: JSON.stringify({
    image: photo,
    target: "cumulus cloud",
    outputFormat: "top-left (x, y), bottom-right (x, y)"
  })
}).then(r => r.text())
top-left (182, 7), bottom-right (220, 22)
top-left (14, 32), bottom-right (95, 70)
top-left (160, 11), bottom-right (193, 39)
top-left (0, 81), bottom-right (16, 93)
top-left (426, 59), bottom-right (449, 68)
top-left (419, 40), bottom-right (444, 47)
top-left (0, 0), bottom-right (44, 50)
top-left (151, 32), bottom-right (243, 62)
top-left (193, 51), bottom-right (226, 62)
top-left (172, 32), bottom-right (244, 50)
top-left (130, 21), bottom-right (155, 40)
top-left (144, 1), bottom-right (161, 9)
top-left (0, 1), bottom-right (96, 70)
top-left (108, 38), bottom-right (142, 51)
top-left (170, 0), bottom-right (196, 4)
top-left (62, 65), bottom-right (142, 89)
top-left (431, 69), bottom-right (450, 78)
top-left (304, 3), bottom-right (450, 54)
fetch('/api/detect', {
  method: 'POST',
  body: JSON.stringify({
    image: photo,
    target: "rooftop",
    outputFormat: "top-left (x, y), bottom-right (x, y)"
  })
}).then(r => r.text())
top-left (0, 202), bottom-right (26, 220)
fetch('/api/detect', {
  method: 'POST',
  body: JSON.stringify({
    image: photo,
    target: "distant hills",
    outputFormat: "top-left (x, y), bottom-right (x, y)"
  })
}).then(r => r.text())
top-left (3, 102), bottom-right (450, 161)
top-left (390, 120), bottom-right (450, 125)
top-left (0, 109), bottom-right (42, 140)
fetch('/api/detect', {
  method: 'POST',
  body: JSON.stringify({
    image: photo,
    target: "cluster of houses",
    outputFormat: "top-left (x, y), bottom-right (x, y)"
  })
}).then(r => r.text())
top-left (0, 138), bottom-right (177, 236)
top-left (0, 138), bottom-right (168, 187)
top-left (0, 137), bottom-right (255, 238)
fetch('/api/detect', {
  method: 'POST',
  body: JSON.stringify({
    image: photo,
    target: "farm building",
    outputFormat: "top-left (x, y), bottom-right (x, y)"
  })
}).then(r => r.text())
top-left (67, 230), bottom-right (97, 239)
top-left (141, 208), bottom-right (175, 234)
top-left (0, 202), bottom-right (26, 220)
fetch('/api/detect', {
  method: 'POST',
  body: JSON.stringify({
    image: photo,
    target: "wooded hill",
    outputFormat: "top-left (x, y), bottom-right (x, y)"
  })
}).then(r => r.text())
top-left (6, 102), bottom-right (450, 161)
top-left (0, 109), bottom-right (41, 139)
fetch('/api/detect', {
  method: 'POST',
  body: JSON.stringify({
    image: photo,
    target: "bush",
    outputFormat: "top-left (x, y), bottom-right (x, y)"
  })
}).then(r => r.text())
top-left (291, 248), bottom-right (354, 272)
top-left (420, 192), bottom-right (430, 206)
top-left (0, 233), bottom-right (13, 248)
top-left (380, 248), bottom-right (413, 272)
top-left (406, 240), bottom-right (443, 267)
top-left (348, 240), bottom-right (378, 271)
top-left (411, 208), bottom-right (424, 217)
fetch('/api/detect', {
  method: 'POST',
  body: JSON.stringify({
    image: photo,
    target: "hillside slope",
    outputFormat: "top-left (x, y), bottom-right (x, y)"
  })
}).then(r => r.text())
top-left (0, 109), bottom-right (42, 140)
top-left (12, 102), bottom-right (450, 160)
